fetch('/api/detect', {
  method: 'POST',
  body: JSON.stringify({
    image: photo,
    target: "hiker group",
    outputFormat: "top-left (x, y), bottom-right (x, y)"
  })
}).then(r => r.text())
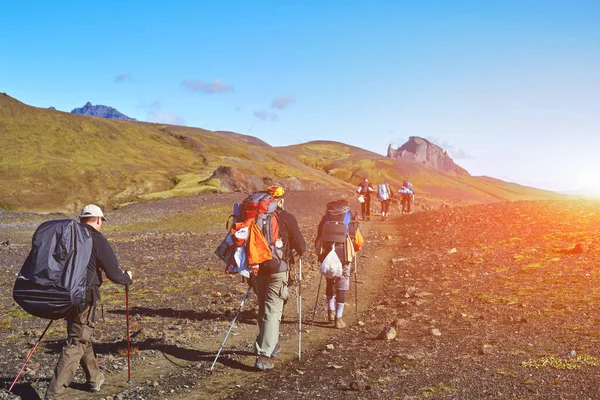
top-left (10, 179), bottom-right (412, 396)
top-left (357, 177), bottom-right (415, 220)
top-left (213, 185), bottom-right (363, 371)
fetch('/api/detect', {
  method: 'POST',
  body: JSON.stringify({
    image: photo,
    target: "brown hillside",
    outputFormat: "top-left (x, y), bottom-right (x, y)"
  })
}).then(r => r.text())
top-left (0, 94), bottom-right (348, 213)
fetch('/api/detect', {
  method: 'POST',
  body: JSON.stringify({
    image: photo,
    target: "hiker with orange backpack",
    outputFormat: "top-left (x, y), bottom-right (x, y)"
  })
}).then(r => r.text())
top-left (253, 186), bottom-right (306, 370)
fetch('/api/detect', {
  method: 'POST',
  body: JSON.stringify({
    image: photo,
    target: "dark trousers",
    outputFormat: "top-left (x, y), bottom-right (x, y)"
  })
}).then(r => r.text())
top-left (381, 199), bottom-right (390, 214)
top-left (361, 196), bottom-right (371, 220)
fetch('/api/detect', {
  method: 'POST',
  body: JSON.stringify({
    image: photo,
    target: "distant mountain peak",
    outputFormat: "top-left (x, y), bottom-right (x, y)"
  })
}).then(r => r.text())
top-left (388, 136), bottom-right (470, 176)
top-left (71, 102), bottom-right (136, 121)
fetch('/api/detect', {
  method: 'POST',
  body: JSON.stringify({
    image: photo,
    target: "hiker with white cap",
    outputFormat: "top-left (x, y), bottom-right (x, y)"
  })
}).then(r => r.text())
top-left (45, 204), bottom-right (132, 399)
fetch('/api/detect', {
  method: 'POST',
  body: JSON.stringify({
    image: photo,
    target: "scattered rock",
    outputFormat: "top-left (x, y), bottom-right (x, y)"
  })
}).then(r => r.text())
top-left (377, 326), bottom-right (397, 340)
top-left (431, 328), bottom-right (441, 336)
top-left (392, 318), bottom-right (409, 328)
top-left (571, 243), bottom-right (585, 254)
top-left (563, 349), bottom-right (577, 357)
top-left (449, 248), bottom-right (457, 254)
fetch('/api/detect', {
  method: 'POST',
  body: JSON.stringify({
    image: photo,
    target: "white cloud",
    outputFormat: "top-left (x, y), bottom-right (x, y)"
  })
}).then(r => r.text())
top-left (147, 110), bottom-right (185, 125)
top-left (271, 95), bottom-right (295, 110)
top-left (114, 73), bottom-right (133, 83)
top-left (253, 110), bottom-right (278, 121)
top-left (182, 79), bottom-right (233, 94)
top-left (426, 136), bottom-right (472, 160)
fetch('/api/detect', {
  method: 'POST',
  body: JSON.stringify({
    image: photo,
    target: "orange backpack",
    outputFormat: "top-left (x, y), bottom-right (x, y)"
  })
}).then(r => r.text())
top-left (215, 192), bottom-right (283, 276)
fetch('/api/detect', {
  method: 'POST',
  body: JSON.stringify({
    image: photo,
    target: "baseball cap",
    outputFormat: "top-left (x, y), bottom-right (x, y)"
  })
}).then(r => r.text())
top-left (267, 185), bottom-right (285, 198)
top-left (79, 204), bottom-right (107, 221)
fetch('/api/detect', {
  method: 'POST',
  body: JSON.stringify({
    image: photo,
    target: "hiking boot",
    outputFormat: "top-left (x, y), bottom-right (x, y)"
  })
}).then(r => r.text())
top-left (335, 317), bottom-right (347, 329)
top-left (328, 310), bottom-right (336, 322)
top-left (255, 355), bottom-right (274, 371)
top-left (271, 343), bottom-right (281, 359)
top-left (89, 373), bottom-right (105, 392)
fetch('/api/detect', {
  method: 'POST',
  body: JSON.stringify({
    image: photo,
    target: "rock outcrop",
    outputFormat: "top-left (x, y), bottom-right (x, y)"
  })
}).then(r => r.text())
top-left (71, 102), bottom-right (136, 121)
top-left (387, 136), bottom-right (469, 176)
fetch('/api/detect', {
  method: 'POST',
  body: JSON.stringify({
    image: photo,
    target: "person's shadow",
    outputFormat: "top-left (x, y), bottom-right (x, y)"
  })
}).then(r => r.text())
top-left (0, 378), bottom-right (46, 399)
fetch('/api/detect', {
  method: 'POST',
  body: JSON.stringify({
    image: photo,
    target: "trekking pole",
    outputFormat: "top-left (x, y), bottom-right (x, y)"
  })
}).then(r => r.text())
top-left (311, 274), bottom-right (323, 326)
top-left (9, 319), bottom-right (53, 392)
top-left (209, 286), bottom-right (252, 373)
top-left (354, 257), bottom-right (358, 317)
top-left (125, 284), bottom-right (132, 383)
top-left (298, 257), bottom-right (302, 361)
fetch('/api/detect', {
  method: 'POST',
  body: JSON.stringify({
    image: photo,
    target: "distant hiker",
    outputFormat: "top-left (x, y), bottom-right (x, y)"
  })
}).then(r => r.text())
top-left (253, 186), bottom-right (306, 371)
top-left (398, 180), bottom-right (415, 214)
top-left (378, 182), bottom-right (392, 220)
top-left (45, 205), bottom-right (132, 399)
top-left (315, 200), bottom-right (355, 329)
top-left (356, 177), bottom-right (374, 221)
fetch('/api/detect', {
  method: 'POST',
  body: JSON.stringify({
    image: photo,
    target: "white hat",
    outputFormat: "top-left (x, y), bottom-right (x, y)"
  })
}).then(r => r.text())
top-left (79, 204), bottom-right (107, 221)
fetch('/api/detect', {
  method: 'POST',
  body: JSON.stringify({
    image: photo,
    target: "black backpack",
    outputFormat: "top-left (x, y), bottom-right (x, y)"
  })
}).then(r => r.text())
top-left (13, 219), bottom-right (93, 320)
top-left (319, 200), bottom-right (353, 263)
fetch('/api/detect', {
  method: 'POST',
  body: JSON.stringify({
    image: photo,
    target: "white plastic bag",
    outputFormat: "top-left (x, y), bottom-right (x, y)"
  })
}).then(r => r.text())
top-left (357, 195), bottom-right (365, 203)
top-left (226, 245), bottom-right (251, 278)
top-left (320, 244), bottom-right (343, 278)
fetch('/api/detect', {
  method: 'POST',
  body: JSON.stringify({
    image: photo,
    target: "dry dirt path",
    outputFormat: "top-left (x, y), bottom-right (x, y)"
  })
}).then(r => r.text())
top-left (165, 219), bottom-right (393, 400)
top-left (33, 218), bottom-right (391, 400)
top-left (0, 194), bottom-right (397, 400)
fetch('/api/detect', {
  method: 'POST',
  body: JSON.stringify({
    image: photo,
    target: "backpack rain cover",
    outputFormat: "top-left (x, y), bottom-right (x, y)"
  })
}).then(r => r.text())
top-left (13, 219), bottom-right (93, 320)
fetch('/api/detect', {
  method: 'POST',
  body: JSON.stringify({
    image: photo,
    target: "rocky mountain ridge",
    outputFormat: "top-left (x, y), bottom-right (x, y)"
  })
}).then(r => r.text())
top-left (387, 136), bottom-right (470, 176)
top-left (71, 101), bottom-right (136, 121)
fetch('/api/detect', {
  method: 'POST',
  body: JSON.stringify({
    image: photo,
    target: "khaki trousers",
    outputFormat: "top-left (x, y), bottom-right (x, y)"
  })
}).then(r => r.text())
top-left (253, 271), bottom-right (288, 357)
top-left (47, 305), bottom-right (102, 396)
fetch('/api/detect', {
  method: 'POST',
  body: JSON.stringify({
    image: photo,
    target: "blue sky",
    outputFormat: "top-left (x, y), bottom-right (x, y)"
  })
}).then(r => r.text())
top-left (2, 1), bottom-right (599, 192)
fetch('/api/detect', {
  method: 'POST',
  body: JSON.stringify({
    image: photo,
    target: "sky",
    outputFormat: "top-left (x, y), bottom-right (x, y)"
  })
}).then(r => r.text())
top-left (2, 1), bottom-right (599, 192)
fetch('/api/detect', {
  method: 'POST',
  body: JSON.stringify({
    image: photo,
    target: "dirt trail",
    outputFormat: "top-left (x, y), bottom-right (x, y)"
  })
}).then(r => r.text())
top-left (1, 214), bottom-right (394, 400)
top-left (0, 191), bottom-right (430, 400)
top-left (164, 219), bottom-right (393, 400)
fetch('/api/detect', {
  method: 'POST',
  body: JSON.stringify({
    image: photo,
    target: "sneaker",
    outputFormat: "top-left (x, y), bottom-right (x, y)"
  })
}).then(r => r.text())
top-left (335, 317), bottom-right (347, 329)
top-left (89, 373), bottom-right (105, 393)
top-left (271, 343), bottom-right (281, 359)
top-left (328, 310), bottom-right (336, 322)
top-left (255, 355), bottom-right (274, 371)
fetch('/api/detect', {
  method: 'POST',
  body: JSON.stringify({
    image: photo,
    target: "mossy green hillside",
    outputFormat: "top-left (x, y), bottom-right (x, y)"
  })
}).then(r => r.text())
top-left (0, 95), bottom-right (347, 212)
